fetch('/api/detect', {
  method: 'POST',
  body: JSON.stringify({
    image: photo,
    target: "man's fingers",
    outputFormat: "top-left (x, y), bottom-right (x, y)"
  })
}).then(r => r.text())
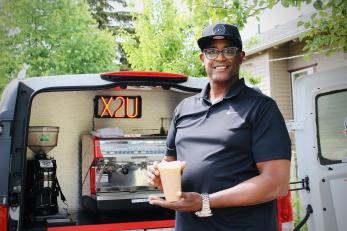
top-left (148, 196), bottom-right (166, 206)
top-left (147, 170), bottom-right (159, 179)
top-left (180, 161), bottom-right (186, 173)
top-left (149, 192), bottom-right (202, 212)
top-left (151, 161), bottom-right (160, 176)
top-left (147, 180), bottom-right (162, 189)
top-left (147, 161), bottom-right (162, 188)
top-left (147, 162), bottom-right (160, 178)
top-left (149, 195), bottom-right (163, 201)
top-left (147, 175), bottom-right (162, 187)
top-left (147, 170), bottom-right (155, 178)
top-left (147, 179), bottom-right (154, 185)
top-left (149, 196), bottom-right (180, 210)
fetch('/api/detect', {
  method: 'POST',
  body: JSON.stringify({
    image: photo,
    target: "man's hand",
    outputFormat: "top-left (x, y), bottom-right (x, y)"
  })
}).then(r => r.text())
top-left (149, 192), bottom-right (202, 212)
top-left (147, 156), bottom-right (185, 189)
top-left (147, 161), bottom-right (162, 189)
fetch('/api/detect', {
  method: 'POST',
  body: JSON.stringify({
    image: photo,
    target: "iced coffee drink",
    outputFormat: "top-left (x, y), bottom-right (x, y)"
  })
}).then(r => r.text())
top-left (157, 161), bottom-right (182, 202)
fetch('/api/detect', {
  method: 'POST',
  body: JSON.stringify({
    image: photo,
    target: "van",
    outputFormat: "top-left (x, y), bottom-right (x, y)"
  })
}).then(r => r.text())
top-left (290, 66), bottom-right (347, 231)
top-left (0, 68), bottom-right (345, 231)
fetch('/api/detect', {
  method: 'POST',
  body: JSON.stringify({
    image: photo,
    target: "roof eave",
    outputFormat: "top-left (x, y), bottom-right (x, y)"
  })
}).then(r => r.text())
top-left (245, 29), bottom-right (309, 56)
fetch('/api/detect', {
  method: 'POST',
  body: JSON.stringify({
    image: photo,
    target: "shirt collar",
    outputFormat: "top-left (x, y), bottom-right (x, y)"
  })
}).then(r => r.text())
top-left (200, 78), bottom-right (246, 101)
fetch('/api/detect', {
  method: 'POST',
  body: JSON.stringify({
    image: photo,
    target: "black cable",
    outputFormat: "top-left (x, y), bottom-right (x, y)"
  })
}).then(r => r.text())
top-left (293, 204), bottom-right (313, 231)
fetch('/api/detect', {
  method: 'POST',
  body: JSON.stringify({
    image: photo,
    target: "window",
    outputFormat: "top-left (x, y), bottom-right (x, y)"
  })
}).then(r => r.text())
top-left (291, 66), bottom-right (315, 80)
top-left (316, 89), bottom-right (347, 165)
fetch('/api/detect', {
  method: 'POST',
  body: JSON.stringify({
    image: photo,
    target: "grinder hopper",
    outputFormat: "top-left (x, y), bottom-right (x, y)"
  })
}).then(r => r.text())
top-left (28, 126), bottom-right (59, 156)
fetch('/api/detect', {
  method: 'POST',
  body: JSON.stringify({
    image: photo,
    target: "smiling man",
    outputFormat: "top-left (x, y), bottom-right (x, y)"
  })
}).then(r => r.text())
top-left (148, 23), bottom-right (292, 231)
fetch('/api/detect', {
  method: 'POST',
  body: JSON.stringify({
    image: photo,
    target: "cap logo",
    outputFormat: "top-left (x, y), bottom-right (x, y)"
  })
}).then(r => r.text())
top-left (213, 24), bottom-right (225, 35)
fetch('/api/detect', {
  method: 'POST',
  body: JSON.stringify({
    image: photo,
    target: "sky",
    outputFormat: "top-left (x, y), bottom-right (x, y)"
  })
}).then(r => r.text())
top-left (240, 3), bottom-right (316, 40)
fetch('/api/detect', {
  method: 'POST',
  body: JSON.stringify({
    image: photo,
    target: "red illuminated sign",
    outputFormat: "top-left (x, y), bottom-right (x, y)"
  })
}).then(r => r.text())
top-left (94, 96), bottom-right (142, 118)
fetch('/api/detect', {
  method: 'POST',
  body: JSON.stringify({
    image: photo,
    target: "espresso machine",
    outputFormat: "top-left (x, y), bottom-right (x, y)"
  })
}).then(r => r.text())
top-left (81, 135), bottom-right (166, 212)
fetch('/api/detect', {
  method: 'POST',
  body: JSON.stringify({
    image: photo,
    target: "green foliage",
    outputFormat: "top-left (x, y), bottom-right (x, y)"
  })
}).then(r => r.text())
top-left (241, 70), bottom-right (262, 85)
top-left (122, 0), bottom-right (277, 77)
top-left (291, 191), bottom-right (308, 231)
top-left (87, 0), bottom-right (115, 29)
top-left (87, 0), bottom-right (131, 30)
top-left (123, 0), bottom-right (347, 77)
top-left (185, 0), bottom-right (278, 43)
top-left (86, 0), bottom-right (135, 70)
top-left (122, 0), bottom-right (204, 76)
top-left (244, 36), bottom-right (261, 50)
top-left (295, 0), bottom-right (347, 55)
top-left (0, 0), bottom-right (116, 92)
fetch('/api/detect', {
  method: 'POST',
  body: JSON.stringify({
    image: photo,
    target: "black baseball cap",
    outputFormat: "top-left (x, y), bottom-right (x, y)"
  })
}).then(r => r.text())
top-left (197, 23), bottom-right (242, 51)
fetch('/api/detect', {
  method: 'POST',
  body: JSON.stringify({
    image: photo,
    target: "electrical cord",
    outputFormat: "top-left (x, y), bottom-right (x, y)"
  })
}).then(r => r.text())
top-left (293, 204), bottom-right (313, 231)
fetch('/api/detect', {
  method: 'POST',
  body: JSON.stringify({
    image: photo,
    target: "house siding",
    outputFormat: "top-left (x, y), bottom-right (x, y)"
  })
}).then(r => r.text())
top-left (243, 49), bottom-right (293, 120)
top-left (269, 48), bottom-right (293, 121)
top-left (242, 52), bottom-right (271, 96)
top-left (245, 42), bottom-right (347, 120)
top-left (288, 43), bottom-right (347, 73)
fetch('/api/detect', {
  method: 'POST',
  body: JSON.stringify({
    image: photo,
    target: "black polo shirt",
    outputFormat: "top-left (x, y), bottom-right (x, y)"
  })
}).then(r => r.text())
top-left (166, 78), bottom-right (291, 231)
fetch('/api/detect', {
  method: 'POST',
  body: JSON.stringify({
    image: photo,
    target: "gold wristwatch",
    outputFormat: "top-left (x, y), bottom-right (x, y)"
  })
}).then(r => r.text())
top-left (195, 193), bottom-right (213, 217)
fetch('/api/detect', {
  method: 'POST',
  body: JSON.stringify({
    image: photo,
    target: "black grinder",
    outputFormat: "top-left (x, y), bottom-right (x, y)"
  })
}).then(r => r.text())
top-left (26, 126), bottom-right (63, 216)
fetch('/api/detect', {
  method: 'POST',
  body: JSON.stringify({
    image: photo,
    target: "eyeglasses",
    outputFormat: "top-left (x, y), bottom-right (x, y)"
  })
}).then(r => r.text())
top-left (203, 47), bottom-right (239, 60)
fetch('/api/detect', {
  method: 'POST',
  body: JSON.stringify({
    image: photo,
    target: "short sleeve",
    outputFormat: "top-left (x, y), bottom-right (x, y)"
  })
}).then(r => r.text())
top-left (251, 100), bottom-right (291, 163)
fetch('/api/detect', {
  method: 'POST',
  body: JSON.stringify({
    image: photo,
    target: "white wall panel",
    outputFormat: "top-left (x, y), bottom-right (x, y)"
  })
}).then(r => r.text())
top-left (28, 88), bottom-right (193, 211)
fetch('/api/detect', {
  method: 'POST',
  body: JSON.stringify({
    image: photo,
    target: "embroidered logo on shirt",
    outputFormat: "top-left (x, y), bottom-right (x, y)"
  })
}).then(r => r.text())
top-left (226, 106), bottom-right (237, 115)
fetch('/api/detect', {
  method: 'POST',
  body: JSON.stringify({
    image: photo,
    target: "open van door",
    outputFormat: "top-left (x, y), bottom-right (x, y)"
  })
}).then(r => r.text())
top-left (293, 66), bottom-right (347, 231)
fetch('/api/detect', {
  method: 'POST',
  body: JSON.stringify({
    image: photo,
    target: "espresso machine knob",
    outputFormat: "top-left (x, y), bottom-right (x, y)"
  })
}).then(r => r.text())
top-left (121, 166), bottom-right (129, 175)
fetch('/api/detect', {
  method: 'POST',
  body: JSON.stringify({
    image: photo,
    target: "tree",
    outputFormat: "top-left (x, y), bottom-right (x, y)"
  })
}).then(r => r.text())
top-left (87, 0), bottom-right (115, 30)
top-left (121, 0), bottom-right (345, 83)
top-left (87, 0), bottom-right (131, 30)
top-left (184, 0), bottom-right (278, 34)
top-left (121, 0), bottom-right (268, 82)
top-left (185, 0), bottom-right (347, 55)
top-left (0, 0), bottom-right (116, 92)
top-left (122, 0), bottom-right (204, 76)
top-left (87, 0), bottom-right (136, 70)
top-left (293, 0), bottom-right (347, 55)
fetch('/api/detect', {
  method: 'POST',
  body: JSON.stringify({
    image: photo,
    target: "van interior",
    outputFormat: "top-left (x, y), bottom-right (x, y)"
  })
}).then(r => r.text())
top-left (24, 85), bottom-right (195, 229)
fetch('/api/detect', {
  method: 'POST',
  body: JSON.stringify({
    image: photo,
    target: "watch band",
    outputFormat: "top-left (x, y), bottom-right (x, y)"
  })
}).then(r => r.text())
top-left (195, 193), bottom-right (213, 217)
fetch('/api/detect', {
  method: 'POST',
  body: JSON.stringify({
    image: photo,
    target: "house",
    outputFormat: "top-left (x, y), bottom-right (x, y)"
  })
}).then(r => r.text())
top-left (242, 13), bottom-right (347, 124)
top-left (242, 13), bottom-right (347, 185)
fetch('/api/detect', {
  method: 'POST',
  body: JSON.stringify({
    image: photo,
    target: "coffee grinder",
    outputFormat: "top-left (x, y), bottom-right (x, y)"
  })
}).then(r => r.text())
top-left (26, 126), bottom-right (65, 217)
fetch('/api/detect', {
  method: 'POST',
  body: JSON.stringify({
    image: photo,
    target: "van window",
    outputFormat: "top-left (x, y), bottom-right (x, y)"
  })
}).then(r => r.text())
top-left (316, 89), bottom-right (347, 165)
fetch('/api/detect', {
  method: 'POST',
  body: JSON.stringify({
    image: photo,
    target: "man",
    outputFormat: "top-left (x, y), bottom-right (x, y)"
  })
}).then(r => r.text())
top-left (148, 23), bottom-right (291, 231)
